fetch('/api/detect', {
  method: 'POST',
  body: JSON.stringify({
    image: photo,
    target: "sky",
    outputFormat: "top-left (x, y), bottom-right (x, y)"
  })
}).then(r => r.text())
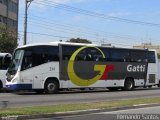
top-left (18, 0), bottom-right (160, 47)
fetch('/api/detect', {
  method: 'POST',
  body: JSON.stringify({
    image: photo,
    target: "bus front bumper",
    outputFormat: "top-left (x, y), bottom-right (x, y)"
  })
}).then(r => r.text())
top-left (6, 84), bottom-right (32, 90)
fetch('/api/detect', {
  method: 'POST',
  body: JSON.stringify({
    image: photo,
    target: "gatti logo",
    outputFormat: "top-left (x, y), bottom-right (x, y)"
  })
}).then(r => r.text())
top-left (67, 46), bottom-right (114, 86)
top-left (127, 64), bottom-right (146, 72)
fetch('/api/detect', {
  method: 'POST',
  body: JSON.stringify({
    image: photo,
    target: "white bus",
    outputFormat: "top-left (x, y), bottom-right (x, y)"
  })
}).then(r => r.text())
top-left (6, 42), bottom-right (159, 93)
top-left (0, 53), bottom-right (12, 90)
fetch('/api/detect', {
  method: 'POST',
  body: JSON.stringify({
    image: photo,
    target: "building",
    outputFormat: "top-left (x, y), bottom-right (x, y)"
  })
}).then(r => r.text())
top-left (0, 0), bottom-right (19, 34)
top-left (133, 43), bottom-right (160, 54)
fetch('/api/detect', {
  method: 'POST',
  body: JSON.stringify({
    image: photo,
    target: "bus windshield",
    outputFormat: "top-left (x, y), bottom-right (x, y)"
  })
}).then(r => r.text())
top-left (8, 49), bottom-right (24, 75)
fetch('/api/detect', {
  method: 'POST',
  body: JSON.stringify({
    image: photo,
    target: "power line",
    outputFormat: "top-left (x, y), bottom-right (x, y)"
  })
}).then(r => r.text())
top-left (19, 26), bottom-right (135, 47)
top-left (28, 15), bottom-right (143, 40)
top-left (18, 31), bottom-right (133, 47)
top-left (20, 16), bottom-right (158, 47)
top-left (20, 15), bottom-right (148, 43)
top-left (19, 31), bottom-right (70, 39)
top-left (19, 19), bottom-right (152, 46)
top-left (26, 20), bottom-right (137, 44)
top-left (18, 0), bottom-right (159, 46)
top-left (34, 0), bottom-right (160, 27)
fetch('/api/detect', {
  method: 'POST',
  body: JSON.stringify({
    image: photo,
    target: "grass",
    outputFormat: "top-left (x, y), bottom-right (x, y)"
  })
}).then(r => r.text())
top-left (1, 97), bottom-right (160, 116)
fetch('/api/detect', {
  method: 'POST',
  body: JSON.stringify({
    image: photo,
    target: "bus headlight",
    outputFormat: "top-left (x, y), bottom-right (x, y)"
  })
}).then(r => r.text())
top-left (12, 78), bottom-right (18, 83)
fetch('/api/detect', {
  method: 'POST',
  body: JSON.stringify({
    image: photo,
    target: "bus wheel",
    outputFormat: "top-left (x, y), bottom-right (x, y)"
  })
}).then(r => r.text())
top-left (158, 81), bottom-right (160, 87)
top-left (44, 80), bottom-right (59, 94)
top-left (0, 81), bottom-right (2, 91)
top-left (123, 78), bottom-right (134, 91)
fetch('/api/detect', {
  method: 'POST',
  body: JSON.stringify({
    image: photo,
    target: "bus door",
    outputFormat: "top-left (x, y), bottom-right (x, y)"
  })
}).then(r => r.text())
top-left (146, 51), bottom-right (158, 85)
top-left (20, 49), bottom-right (35, 88)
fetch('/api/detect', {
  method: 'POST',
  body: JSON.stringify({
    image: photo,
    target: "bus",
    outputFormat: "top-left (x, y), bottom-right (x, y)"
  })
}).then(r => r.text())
top-left (0, 53), bottom-right (12, 90)
top-left (6, 42), bottom-right (159, 93)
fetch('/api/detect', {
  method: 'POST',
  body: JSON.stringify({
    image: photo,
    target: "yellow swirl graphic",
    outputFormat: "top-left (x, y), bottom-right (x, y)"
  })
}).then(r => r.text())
top-left (67, 46), bottom-right (106, 86)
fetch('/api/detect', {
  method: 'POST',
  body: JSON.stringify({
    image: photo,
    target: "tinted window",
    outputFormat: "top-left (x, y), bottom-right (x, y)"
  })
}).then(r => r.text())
top-left (110, 49), bottom-right (130, 62)
top-left (47, 46), bottom-right (59, 61)
top-left (62, 45), bottom-right (79, 61)
top-left (21, 46), bottom-right (59, 70)
top-left (33, 46), bottom-right (59, 66)
top-left (148, 51), bottom-right (156, 63)
top-left (100, 48), bottom-right (111, 61)
top-left (76, 47), bottom-right (103, 61)
top-left (33, 47), bottom-right (44, 66)
top-left (62, 45), bottom-right (104, 62)
top-left (21, 50), bottom-right (32, 70)
top-left (130, 50), bottom-right (148, 62)
top-left (3, 56), bottom-right (11, 69)
top-left (0, 55), bottom-right (11, 70)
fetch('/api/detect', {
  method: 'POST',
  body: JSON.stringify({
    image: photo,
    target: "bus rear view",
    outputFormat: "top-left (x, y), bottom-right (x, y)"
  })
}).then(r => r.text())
top-left (0, 53), bottom-right (12, 90)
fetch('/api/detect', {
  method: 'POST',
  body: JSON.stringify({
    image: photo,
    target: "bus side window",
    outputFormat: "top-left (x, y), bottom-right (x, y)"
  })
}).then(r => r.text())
top-left (111, 49), bottom-right (125, 62)
top-left (130, 51), bottom-right (148, 63)
top-left (62, 46), bottom-right (79, 61)
top-left (22, 50), bottom-right (33, 70)
top-left (100, 48), bottom-right (111, 61)
top-left (3, 56), bottom-right (11, 69)
top-left (76, 54), bottom-right (86, 61)
top-left (47, 46), bottom-right (59, 61)
top-left (124, 54), bottom-right (130, 62)
top-left (93, 55), bottom-right (103, 61)
top-left (42, 53), bottom-right (49, 63)
top-left (86, 53), bottom-right (92, 61)
top-left (148, 51), bottom-right (156, 63)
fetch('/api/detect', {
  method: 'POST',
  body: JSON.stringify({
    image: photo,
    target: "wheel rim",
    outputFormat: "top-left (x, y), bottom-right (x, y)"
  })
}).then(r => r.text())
top-left (127, 81), bottom-right (133, 89)
top-left (47, 83), bottom-right (55, 92)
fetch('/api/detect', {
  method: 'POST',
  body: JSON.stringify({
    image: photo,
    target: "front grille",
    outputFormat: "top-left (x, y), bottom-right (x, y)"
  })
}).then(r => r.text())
top-left (149, 74), bottom-right (156, 83)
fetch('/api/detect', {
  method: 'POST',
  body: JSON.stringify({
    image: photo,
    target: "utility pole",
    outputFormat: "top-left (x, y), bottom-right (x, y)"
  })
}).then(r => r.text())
top-left (24, 0), bottom-right (33, 45)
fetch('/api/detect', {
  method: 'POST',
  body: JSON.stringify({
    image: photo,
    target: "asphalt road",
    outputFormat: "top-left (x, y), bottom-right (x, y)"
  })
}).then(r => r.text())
top-left (36, 106), bottom-right (160, 120)
top-left (0, 87), bottom-right (160, 108)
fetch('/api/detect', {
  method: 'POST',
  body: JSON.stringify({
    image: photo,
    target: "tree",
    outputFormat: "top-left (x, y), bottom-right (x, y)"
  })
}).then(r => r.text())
top-left (0, 25), bottom-right (18, 54)
top-left (67, 38), bottom-right (92, 44)
top-left (158, 53), bottom-right (160, 59)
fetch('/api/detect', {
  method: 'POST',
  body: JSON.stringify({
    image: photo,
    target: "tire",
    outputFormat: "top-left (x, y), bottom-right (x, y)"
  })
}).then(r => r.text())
top-left (44, 80), bottom-right (59, 94)
top-left (158, 81), bottom-right (160, 87)
top-left (123, 78), bottom-right (134, 91)
top-left (0, 81), bottom-right (3, 91)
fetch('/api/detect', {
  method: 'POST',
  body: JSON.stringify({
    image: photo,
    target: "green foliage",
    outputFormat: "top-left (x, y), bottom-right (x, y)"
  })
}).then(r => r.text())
top-left (0, 25), bottom-right (18, 53)
top-left (67, 38), bottom-right (92, 44)
top-left (1, 97), bottom-right (160, 116)
top-left (158, 53), bottom-right (160, 59)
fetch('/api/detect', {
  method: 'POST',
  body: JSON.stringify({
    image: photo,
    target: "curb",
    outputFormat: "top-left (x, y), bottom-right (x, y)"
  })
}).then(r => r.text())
top-left (1, 103), bottom-right (160, 120)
